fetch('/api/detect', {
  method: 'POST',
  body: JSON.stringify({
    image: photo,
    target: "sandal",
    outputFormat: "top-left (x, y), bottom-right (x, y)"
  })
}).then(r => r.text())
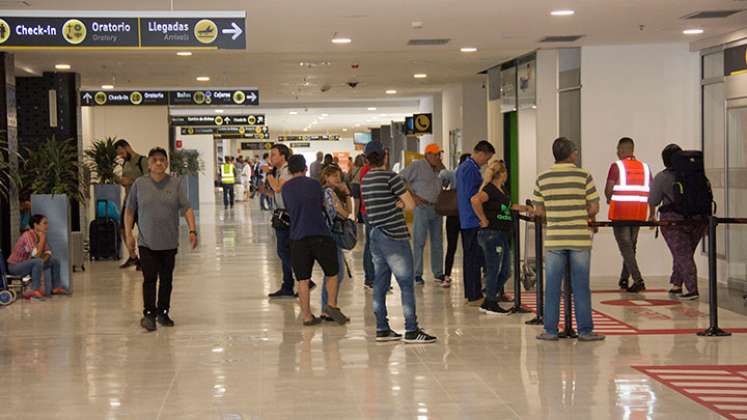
top-left (303, 316), bottom-right (322, 326)
top-left (319, 314), bottom-right (336, 322)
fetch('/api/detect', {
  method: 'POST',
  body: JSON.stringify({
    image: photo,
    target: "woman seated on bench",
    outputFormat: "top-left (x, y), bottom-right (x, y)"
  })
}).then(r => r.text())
top-left (7, 214), bottom-right (67, 299)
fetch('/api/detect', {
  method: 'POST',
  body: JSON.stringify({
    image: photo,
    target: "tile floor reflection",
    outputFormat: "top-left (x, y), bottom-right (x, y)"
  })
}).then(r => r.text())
top-left (0, 200), bottom-right (743, 419)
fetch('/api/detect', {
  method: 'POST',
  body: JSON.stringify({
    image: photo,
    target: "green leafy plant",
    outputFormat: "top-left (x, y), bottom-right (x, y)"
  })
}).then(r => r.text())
top-left (170, 149), bottom-right (204, 177)
top-left (84, 137), bottom-right (120, 184)
top-left (22, 136), bottom-right (87, 202)
top-left (0, 136), bottom-right (22, 200)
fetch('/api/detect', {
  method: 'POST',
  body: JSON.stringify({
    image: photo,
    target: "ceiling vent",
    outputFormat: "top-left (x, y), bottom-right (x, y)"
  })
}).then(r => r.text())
top-left (539, 35), bottom-right (584, 43)
top-left (682, 10), bottom-right (743, 19)
top-left (407, 38), bottom-right (451, 46)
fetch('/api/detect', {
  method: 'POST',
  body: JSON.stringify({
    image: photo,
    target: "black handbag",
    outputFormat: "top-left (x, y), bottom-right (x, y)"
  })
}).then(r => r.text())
top-left (331, 217), bottom-right (358, 250)
top-left (271, 209), bottom-right (290, 230)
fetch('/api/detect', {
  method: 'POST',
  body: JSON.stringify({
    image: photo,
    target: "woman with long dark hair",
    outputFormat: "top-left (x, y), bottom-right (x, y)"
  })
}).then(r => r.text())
top-left (7, 214), bottom-right (67, 299)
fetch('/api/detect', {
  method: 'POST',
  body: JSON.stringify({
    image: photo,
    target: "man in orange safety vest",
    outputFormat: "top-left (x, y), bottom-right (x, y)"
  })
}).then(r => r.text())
top-left (605, 137), bottom-right (653, 293)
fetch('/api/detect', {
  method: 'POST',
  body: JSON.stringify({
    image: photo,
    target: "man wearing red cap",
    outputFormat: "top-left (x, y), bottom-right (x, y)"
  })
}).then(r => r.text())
top-left (400, 143), bottom-right (446, 286)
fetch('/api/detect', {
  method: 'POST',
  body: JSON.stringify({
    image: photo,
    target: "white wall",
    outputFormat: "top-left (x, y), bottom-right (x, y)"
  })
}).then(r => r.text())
top-left (517, 108), bottom-right (537, 202)
top-left (462, 79), bottom-right (488, 151)
top-left (536, 49), bottom-right (560, 172)
top-left (440, 83), bottom-right (462, 160)
top-left (581, 43), bottom-right (701, 277)
top-left (176, 132), bottom-right (215, 205)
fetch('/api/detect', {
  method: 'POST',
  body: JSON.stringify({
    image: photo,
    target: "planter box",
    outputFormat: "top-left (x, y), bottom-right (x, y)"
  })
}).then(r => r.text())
top-left (31, 194), bottom-right (73, 293)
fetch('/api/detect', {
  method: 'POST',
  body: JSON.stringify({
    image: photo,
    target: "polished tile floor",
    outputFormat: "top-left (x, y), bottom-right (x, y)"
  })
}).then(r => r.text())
top-left (1, 197), bottom-right (746, 419)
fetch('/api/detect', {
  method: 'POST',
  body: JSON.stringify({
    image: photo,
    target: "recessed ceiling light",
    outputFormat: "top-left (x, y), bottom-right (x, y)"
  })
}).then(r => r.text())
top-left (331, 33), bottom-right (352, 44)
top-left (55, 64), bottom-right (71, 70)
top-left (683, 29), bottom-right (704, 35)
top-left (355, 124), bottom-right (361, 127)
top-left (101, 84), bottom-right (114, 90)
top-left (386, 89), bottom-right (397, 95)
top-left (176, 51), bottom-right (192, 56)
top-left (196, 76), bottom-right (210, 81)
top-left (551, 10), bottom-right (575, 16)
top-left (460, 47), bottom-right (478, 53)
top-left (215, 109), bottom-right (224, 114)
top-left (367, 107), bottom-right (377, 111)
top-left (303, 128), bottom-right (309, 132)
top-left (289, 111), bottom-right (298, 115)
top-left (342, 128), bottom-right (348, 132)
top-left (321, 113), bottom-right (329, 117)
top-left (413, 73), bottom-right (428, 79)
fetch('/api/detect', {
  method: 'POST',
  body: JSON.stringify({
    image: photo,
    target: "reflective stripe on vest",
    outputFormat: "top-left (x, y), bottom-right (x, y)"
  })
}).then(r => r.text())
top-left (221, 163), bottom-right (236, 184)
top-left (608, 159), bottom-right (650, 220)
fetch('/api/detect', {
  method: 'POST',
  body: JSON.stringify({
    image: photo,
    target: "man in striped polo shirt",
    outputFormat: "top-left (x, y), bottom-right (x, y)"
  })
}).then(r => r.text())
top-left (361, 141), bottom-right (436, 344)
top-left (533, 137), bottom-right (605, 342)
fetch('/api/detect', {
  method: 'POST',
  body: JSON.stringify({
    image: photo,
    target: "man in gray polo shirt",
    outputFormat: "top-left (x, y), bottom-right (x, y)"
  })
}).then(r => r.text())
top-left (124, 147), bottom-right (198, 332)
top-left (400, 143), bottom-right (446, 285)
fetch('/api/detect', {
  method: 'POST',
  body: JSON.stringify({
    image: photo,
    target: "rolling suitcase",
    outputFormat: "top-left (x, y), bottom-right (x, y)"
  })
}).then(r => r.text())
top-left (89, 200), bottom-right (121, 261)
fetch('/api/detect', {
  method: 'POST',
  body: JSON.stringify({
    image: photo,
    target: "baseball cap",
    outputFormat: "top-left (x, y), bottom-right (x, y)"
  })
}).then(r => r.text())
top-left (364, 141), bottom-right (384, 157)
top-left (425, 144), bottom-right (443, 155)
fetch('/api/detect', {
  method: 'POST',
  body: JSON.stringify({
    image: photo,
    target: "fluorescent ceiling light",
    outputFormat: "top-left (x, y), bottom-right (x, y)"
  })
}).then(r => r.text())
top-left (413, 73), bottom-right (427, 79)
top-left (551, 10), bottom-right (575, 16)
top-left (55, 64), bottom-right (71, 70)
top-left (176, 51), bottom-right (192, 56)
top-left (321, 113), bottom-right (329, 117)
top-left (367, 107), bottom-right (377, 111)
top-left (386, 89), bottom-right (397, 94)
top-left (460, 47), bottom-right (478, 53)
top-left (331, 33), bottom-right (352, 44)
top-left (342, 128), bottom-right (348, 132)
top-left (683, 29), bottom-right (704, 35)
top-left (288, 111), bottom-right (298, 115)
top-left (101, 84), bottom-right (114, 90)
top-left (196, 76), bottom-right (210, 81)
top-left (303, 128), bottom-right (309, 132)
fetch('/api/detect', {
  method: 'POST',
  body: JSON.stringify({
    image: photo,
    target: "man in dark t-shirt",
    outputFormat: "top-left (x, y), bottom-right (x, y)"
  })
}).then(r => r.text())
top-left (282, 154), bottom-right (348, 326)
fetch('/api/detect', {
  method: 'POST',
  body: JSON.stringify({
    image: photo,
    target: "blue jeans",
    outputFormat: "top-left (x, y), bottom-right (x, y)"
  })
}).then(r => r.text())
top-left (461, 228), bottom-right (484, 301)
top-left (8, 256), bottom-right (64, 295)
top-left (321, 247), bottom-right (345, 308)
top-left (412, 205), bottom-right (443, 279)
top-left (544, 249), bottom-right (594, 336)
top-left (369, 228), bottom-right (418, 333)
top-left (274, 227), bottom-right (295, 292)
top-left (222, 183), bottom-right (235, 207)
top-left (477, 229), bottom-right (511, 302)
top-left (363, 219), bottom-right (375, 283)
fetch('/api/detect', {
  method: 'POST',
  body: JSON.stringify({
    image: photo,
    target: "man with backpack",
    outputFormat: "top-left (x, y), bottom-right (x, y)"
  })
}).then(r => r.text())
top-left (114, 139), bottom-right (148, 270)
top-left (604, 138), bottom-right (653, 293)
top-left (648, 144), bottom-right (709, 301)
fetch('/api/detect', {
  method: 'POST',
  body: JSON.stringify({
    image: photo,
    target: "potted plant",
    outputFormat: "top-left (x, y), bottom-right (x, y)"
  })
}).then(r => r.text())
top-left (0, 135), bottom-right (23, 248)
top-left (169, 149), bottom-right (204, 211)
top-left (84, 137), bottom-right (121, 212)
top-left (22, 136), bottom-right (87, 292)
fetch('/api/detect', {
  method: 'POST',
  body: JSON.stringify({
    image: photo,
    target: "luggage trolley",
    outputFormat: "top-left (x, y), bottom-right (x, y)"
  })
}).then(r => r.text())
top-left (521, 216), bottom-right (538, 291)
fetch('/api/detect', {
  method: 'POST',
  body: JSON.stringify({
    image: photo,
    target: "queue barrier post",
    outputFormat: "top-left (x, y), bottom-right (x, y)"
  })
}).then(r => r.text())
top-left (697, 216), bottom-right (731, 337)
top-left (509, 211), bottom-right (532, 315)
top-left (526, 215), bottom-right (544, 325)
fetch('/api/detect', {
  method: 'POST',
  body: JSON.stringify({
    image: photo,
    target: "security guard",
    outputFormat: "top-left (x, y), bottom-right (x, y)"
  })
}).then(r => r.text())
top-left (221, 156), bottom-right (237, 209)
top-left (604, 137), bottom-right (652, 292)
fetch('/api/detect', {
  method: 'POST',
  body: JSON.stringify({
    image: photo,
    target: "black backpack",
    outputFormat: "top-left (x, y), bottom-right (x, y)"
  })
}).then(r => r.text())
top-left (666, 150), bottom-right (714, 218)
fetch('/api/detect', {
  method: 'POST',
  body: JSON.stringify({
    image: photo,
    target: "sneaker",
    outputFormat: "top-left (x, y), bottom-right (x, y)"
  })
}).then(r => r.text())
top-left (22, 289), bottom-right (44, 300)
top-left (376, 329), bottom-right (403, 342)
top-left (578, 332), bottom-right (606, 342)
top-left (140, 316), bottom-right (157, 332)
top-left (668, 287), bottom-right (683, 295)
top-left (626, 281), bottom-right (646, 293)
top-left (479, 301), bottom-right (509, 315)
top-left (51, 288), bottom-right (69, 296)
top-left (536, 332), bottom-right (559, 341)
top-left (415, 276), bottom-right (425, 286)
top-left (322, 305), bottom-right (349, 325)
top-left (268, 288), bottom-right (297, 299)
top-left (618, 279), bottom-right (629, 290)
top-left (157, 312), bottom-right (175, 327)
top-left (678, 291), bottom-right (699, 301)
top-left (403, 329), bottom-right (437, 344)
top-left (119, 257), bottom-right (138, 269)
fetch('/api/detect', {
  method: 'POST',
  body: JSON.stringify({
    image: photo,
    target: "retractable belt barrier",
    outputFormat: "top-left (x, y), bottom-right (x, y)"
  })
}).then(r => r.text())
top-left (512, 213), bottom-right (747, 337)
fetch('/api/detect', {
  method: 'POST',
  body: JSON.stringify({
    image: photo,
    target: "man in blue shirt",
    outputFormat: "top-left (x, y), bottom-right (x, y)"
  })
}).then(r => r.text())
top-left (455, 140), bottom-right (495, 303)
top-left (282, 154), bottom-right (348, 326)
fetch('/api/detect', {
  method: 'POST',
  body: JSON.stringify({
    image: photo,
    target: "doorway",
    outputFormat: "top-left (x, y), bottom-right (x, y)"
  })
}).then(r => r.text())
top-left (503, 111), bottom-right (519, 204)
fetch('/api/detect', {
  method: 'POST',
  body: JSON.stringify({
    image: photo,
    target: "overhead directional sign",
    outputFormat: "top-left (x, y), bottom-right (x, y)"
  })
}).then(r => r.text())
top-left (0, 11), bottom-right (246, 49)
top-left (80, 90), bottom-right (168, 106)
top-left (215, 132), bottom-right (269, 140)
top-left (277, 135), bottom-right (340, 141)
top-left (171, 114), bottom-right (265, 126)
top-left (240, 142), bottom-right (274, 151)
top-left (169, 89), bottom-right (259, 106)
top-left (180, 126), bottom-right (269, 136)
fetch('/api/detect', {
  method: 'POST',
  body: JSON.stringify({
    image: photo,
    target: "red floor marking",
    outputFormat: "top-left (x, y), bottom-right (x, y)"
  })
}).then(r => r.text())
top-left (601, 298), bottom-right (681, 307)
top-left (520, 293), bottom-right (747, 336)
top-left (633, 365), bottom-right (747, 420)
top-left (592, 289), bottom-right (667, 294)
